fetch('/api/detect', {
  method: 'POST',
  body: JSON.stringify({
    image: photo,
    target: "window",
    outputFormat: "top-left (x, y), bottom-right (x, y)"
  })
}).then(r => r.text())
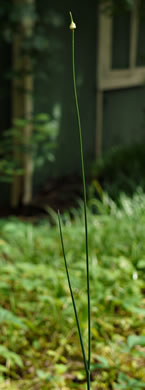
top-left (96, 0), bottom-right (145, 155)
top-left (112, 11), bottom-right (131, 69)
top-left (97, 0), bottom-right (145, 90)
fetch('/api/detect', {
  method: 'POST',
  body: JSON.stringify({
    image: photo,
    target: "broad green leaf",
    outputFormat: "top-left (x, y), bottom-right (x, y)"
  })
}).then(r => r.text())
top-left (0, 346), bottom-right (23, 368)
top-left (0, 307), bottom-right (27, 329)
top-left (137, 259), bottom-right (145, 269)
top-left (91, 355), bottom-right (109, 369)
top-left (127, 335), bottom-right (145, 349)
top-left (36, 370), bottom-right (52, 381)
top-left (55, 364), bottom-right (67, 374)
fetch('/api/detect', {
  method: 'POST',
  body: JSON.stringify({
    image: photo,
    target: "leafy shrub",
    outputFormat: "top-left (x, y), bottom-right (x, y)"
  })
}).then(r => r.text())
top-left (0, 113), bottom-right (58, 182)
top-left (89, 143), bottom-right (145, 199)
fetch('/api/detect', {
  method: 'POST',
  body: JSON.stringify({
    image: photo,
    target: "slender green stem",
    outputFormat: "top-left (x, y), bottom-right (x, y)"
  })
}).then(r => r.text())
top-left (70, 13), bottom-right (91, 370)
top-left (58, 211), bottom-right (88, 376)
top-left (87, 370), bottom-right (91, 389)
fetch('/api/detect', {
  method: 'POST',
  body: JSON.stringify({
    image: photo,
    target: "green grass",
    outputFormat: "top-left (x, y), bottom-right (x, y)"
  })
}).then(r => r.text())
top-left (0, 190), bottom-right (145, 388)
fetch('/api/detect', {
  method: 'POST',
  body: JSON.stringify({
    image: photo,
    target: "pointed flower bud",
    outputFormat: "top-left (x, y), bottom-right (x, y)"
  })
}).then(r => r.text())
top-left (69, 11), bottom-right (76, 30)
top-left (69, 21), bottom-right (76, 30)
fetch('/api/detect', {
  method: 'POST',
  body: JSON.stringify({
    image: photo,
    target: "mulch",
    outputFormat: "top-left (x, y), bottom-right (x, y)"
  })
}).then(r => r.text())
top-left (0, 175), bottom-right (84, 220)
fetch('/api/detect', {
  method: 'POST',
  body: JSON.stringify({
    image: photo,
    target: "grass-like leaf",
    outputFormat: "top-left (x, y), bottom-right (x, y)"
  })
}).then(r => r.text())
top-left (70, 12), bottom-right (91, 373)
top-left (58, 211), bottom-right (88, 377)
top-left (58, 12), bottom-right (91, 389)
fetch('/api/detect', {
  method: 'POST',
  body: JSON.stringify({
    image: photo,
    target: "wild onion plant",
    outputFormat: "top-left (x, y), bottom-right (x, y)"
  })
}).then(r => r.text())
top-left (58, 12), bottom-right (91, 389)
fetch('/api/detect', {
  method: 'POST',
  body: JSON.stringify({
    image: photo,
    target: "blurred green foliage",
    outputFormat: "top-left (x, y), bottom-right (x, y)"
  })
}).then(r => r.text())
top-left (0, 0), bottom-right (63, 81)
top-left (0, 113), bottom-right (58, 182)
top-left (0, 1), bottom-right (62, 183)
top-left (0, 191), bottom-right (145, 388)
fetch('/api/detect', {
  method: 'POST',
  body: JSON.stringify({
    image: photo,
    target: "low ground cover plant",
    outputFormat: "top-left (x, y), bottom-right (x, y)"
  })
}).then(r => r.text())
top-left (0, 190), bottom-right (145, 388)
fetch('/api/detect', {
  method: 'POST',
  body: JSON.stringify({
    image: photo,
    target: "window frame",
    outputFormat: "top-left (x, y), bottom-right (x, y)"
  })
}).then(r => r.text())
top-left (97, 0), bottom-right (145, 90)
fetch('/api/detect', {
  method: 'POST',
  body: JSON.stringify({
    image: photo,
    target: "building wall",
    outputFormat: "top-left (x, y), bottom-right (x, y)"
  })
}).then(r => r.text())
top-left (33, 0), bottom-right (97, 192)
top-left (0, 42), bottom-right (11, 206)
top-left (1, 2), bottom-right (145, 206)
top-left (103, 87), bottom-right (145, 152)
